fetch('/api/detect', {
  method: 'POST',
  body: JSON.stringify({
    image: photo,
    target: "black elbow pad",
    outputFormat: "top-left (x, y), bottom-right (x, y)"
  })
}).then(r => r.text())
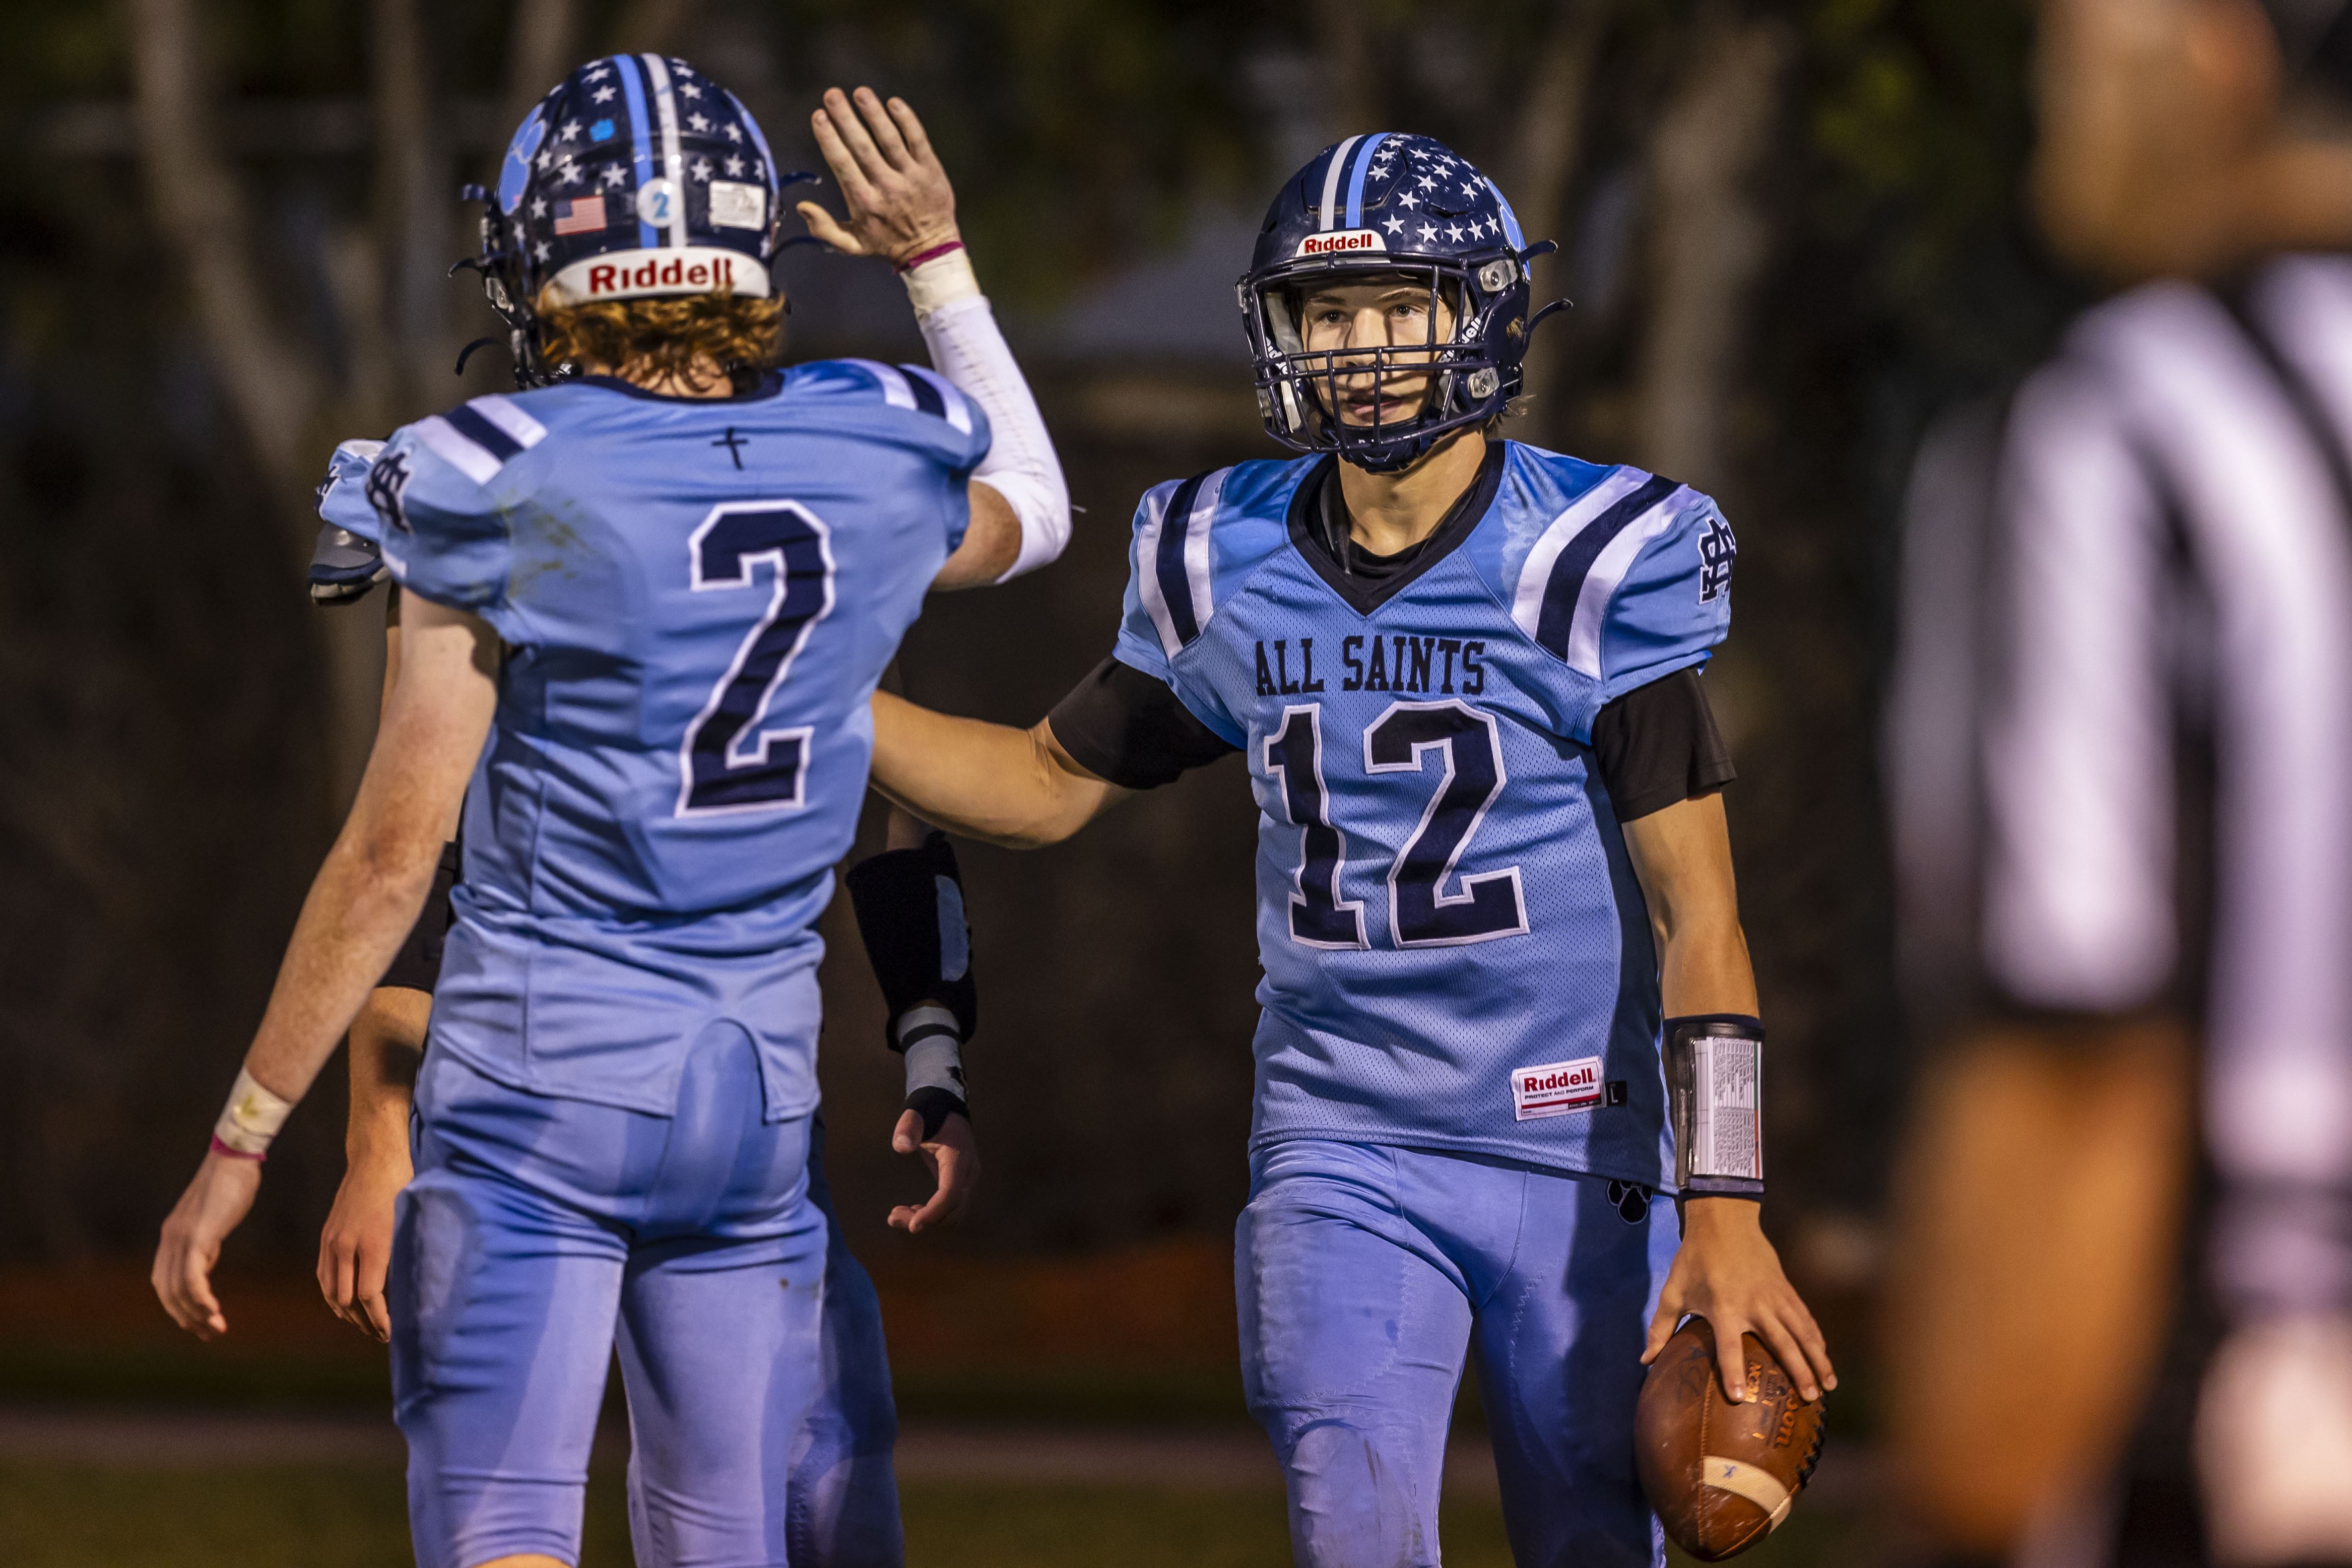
top-left (845, 830), bottom-right (977, 1050)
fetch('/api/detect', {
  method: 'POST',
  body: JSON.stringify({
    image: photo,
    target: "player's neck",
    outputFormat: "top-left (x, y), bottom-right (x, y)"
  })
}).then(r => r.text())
top-left (601, 356), bottom-right (738, 401)
top-left (1336, 428), bottom-right (1487, 557)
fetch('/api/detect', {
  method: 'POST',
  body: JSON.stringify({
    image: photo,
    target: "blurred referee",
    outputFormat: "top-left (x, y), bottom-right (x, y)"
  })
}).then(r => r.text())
top-left (1887, 2), bottom-right (2352, 1564)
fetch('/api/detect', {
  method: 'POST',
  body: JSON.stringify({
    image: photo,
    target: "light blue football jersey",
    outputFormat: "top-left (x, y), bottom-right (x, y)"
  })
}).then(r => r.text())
top-left (1114, 443), bottom-right (1735, 1187)
top-left (343, 363), bottom-right (988, 1120)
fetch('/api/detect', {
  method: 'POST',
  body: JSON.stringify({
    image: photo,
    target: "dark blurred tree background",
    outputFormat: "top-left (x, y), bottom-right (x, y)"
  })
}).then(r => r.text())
top-left (0, 0), bottom-right (2083, 1295)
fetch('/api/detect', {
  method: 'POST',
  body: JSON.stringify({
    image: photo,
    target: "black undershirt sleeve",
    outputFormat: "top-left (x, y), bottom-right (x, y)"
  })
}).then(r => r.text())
top-left (1047, 657), bottom-right (1240, 790)
top-left (1591, 666), bottom-right (1736, 822)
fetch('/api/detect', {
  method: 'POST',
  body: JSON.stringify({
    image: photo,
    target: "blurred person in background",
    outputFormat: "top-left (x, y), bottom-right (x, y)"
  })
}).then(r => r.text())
top-left (148, 58), bottom-right (1069, 1568)
top-left (1887, 2), bottom-right (2352, 1564)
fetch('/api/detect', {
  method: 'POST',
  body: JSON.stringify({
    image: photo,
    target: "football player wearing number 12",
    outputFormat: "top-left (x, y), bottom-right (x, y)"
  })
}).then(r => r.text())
top-left (150, 60), bottom-right (1066, 1568)
top-left (866, 135), bottom-right (1834, 1565)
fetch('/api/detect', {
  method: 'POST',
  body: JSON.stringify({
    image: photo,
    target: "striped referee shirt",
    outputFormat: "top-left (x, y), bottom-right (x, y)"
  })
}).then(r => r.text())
top-left (1890, 254), bottom-right (2352, 1319)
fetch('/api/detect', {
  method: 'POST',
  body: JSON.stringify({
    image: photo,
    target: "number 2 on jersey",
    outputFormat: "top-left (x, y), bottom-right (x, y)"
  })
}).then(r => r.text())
top-left (676, 501), bottom-right (837, 817)
top-left (1264, 699), bottom-right (1528, 948)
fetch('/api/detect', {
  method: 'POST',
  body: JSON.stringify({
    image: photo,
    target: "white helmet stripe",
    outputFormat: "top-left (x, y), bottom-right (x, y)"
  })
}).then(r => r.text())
top-left (1318, 136), bottom-right (1361, 232)
top-left (640, 53), bottom-right (688, 249)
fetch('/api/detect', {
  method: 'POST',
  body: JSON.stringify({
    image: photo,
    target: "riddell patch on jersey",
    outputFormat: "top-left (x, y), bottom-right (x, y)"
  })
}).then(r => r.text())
top-left (1295, 229), bottom-right (1387, 258)
top-left (1513, 1056), bottom-right (1604, 1120)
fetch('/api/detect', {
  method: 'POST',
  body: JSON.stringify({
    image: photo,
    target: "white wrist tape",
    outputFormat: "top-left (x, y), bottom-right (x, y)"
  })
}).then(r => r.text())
top-left (901, 247), bottom-right (981, 317)
top-left (213, 1066), bottom-right (296, 1157)
top-left (896, 1004), bottom-right (967, 1101)
top-left (912, 290), bottom-right (1072, 582)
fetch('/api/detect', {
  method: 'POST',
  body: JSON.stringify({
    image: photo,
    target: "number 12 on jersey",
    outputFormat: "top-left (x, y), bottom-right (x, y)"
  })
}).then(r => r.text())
top-left (1264, 700), bottom-right (1529, 949)
top-left (676, 501), bottom-right (837, 817)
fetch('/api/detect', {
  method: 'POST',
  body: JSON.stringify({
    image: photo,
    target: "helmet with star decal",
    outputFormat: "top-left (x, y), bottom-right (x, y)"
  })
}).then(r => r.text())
top-left (456, 54), bottom-right (811, 385)
top-left (1238, 134), bottom-right (1564, 473)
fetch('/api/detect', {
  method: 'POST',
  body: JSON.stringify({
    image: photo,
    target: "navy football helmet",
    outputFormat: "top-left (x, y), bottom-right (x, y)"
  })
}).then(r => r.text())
top-left (455, 54), bottom-right (813, 385)
top-left (1239, 134), bottom-right (1563, 472)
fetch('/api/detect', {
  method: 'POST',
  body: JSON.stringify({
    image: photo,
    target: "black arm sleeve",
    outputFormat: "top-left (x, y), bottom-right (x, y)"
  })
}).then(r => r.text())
top-left (1046, 657), bottom-right (1240, 790)
top-left (1591, 666), bottom-right (1736, 822)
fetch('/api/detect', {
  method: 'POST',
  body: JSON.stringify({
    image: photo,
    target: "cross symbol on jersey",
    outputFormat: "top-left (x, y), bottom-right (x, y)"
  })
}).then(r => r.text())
top-left (712, 427), bottom-right (749, 469)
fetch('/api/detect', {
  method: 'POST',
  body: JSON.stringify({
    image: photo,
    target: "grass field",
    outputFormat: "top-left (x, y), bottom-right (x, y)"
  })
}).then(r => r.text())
top-left (0, 1462), bottom-right (1859, 1567)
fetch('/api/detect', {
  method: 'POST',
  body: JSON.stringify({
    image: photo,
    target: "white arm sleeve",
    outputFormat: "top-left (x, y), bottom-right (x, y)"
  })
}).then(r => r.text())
top-left (905, 250), bottom-right (1072, 581)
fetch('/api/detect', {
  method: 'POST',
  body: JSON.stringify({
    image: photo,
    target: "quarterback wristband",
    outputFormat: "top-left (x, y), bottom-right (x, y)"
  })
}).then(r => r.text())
top-left (211, 1066), bottom-right (295, 1159)
top-left (897, 1004), bottom-right (969, 1139)
top-left (1665, 1015), bottom-right (1764, 1199)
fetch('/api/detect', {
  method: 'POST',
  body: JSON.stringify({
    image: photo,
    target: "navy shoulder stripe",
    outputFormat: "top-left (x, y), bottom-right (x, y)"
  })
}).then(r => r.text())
top-left (1156, 473), bottom-right (1210, 645)
top-left (1136, 467), bottom-right (1234, 658)
top-left (443, 404), bottom-right (523, 463)
top-left (1530, 474), bottom-right (1680, 658)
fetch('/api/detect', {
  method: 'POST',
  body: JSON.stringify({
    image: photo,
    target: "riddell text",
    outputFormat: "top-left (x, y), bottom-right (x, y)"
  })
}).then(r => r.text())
top-left (1253, 635), bottom-right (1487, 697)
top-left (586, 256), bottom-right (740, 293)
top-left (1296, 230), bottom-right (1385, 257)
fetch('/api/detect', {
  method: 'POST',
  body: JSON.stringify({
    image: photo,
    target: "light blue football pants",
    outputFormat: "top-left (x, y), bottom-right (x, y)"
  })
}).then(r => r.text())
top-left (1237, 1140), bottom-right (1680, 1568)
top-left (391, 1022), bottom-right (901, 1568)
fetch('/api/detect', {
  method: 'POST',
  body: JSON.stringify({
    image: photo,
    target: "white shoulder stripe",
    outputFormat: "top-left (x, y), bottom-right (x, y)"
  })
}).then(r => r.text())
top-left (1136, 484), bottom-right (1183, 659)
top-left (414, 415), bottom-right (504, 485)
top-left (1183, 467), bottom-right (1230, 630)
top-left (467, 395), bottom-right (547, 449)
top-left (1563, 488), bottom-right (1691, 678)
top-left (856, 360), bottom-right (919, 411)
top-left (1509, 467), bottom-right (1653, 638)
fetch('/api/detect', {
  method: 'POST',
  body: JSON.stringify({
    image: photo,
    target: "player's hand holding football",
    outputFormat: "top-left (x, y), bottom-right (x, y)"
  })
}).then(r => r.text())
top-left (153, 1146), bottom-right (264, 1340)
top-left (316, 1139), bottom-right (411, 1342)
top-left (887, 1107), bottom-right (978, 1235)
top-left (1644, 1197), bottom-right (1835, 1404)
top-left (799, 86), bottom-right (959, 267)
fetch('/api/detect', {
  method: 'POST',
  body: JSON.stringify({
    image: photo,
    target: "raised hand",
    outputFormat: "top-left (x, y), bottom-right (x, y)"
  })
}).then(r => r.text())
top-left (1643, 1197), bottom-right (1836, 1404)
top-left (797, 87), bottom-right (960, 266)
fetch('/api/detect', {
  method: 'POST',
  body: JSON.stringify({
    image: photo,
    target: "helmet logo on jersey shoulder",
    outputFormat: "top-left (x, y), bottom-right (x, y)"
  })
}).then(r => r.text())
top-left (1296, 229), bottom-right (1388, 258)
top-left (365, 449), bottom-right (414, 534)
top-left (1698, 514), bottom-right (1737, 603)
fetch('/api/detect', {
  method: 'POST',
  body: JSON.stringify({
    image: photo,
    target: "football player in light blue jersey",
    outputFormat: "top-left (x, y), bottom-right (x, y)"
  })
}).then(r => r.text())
top-left (862, 135), bottom-right (1835, 1565)
top-left (153, 64), bottom-right (1067, 1568)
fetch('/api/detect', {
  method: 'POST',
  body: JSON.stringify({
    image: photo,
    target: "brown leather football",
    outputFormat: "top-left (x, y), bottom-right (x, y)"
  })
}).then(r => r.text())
top-left (1634, 1320), bottom-right (1826, 1560)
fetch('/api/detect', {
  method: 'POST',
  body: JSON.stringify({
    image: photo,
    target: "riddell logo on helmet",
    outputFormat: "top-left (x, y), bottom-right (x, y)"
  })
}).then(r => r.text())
top-left (585, 255), bottom-right (739, 294)
top-left (1512, 1056), bottom-right (1604, 1121)
top-left (1295, 229), bottom-right (1388, 258)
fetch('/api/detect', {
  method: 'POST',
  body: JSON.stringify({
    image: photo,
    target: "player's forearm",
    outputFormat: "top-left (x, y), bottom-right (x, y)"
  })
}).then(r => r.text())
top-left (1622, 792), bottom-right (1758, 1015)
top-left (345, 990), bottom-right (427, 1158)
top-left (243, 831), bottom-right (445, 1103)
top-left (869, 690), bottom-right (1103, 848)
top-left (1658, 917), bottom-right (1760, 1018)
